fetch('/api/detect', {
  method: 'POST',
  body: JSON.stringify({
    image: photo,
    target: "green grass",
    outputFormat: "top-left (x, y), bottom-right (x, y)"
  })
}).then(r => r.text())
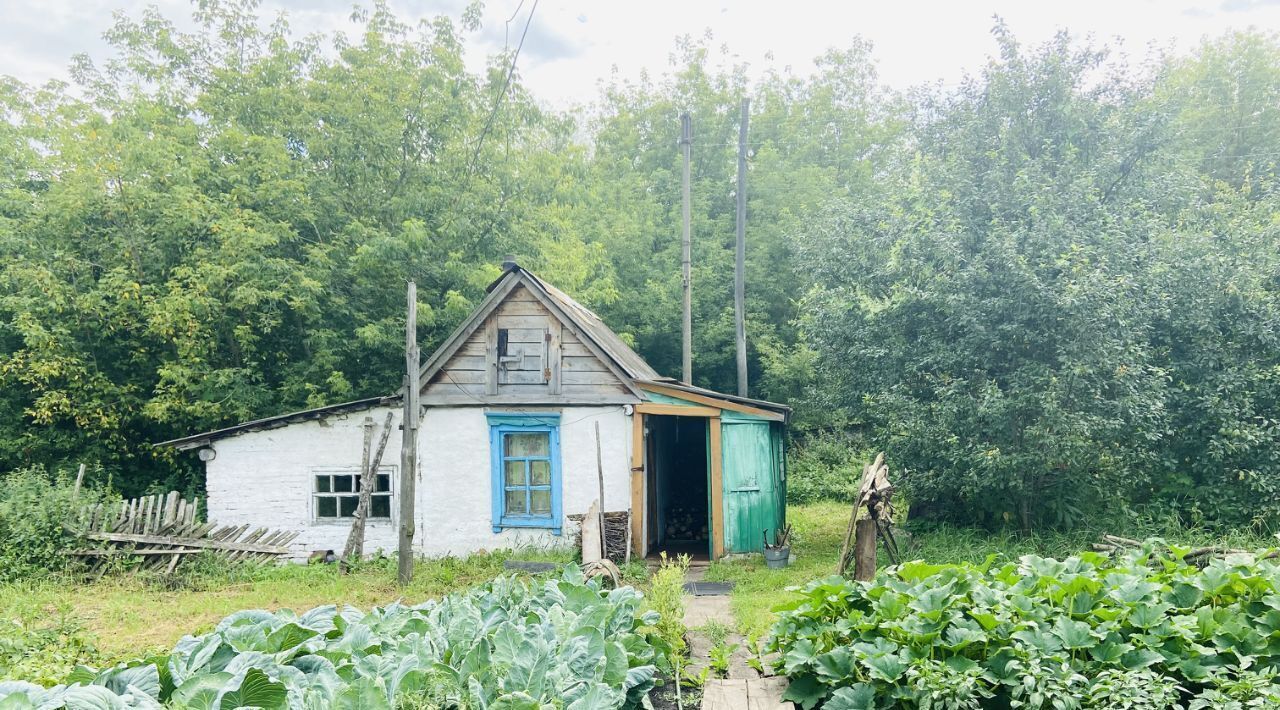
top-left (0, 548), bottom-right (574, 681)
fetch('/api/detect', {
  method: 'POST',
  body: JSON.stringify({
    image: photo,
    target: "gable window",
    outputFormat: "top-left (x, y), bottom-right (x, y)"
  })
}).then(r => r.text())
top-left (313, 468), bottom-right (393, 521)
top-left (487, 413), bottom-right (562, 533)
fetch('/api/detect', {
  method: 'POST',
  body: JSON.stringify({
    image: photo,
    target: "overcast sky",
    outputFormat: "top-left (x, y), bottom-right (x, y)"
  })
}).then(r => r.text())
top-left (3, 0), bottom-right (1279, 108)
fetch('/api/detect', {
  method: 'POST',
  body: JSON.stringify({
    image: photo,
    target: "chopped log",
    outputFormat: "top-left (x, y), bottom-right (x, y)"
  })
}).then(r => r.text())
top-left (853, 518), bottom-right (877, 581)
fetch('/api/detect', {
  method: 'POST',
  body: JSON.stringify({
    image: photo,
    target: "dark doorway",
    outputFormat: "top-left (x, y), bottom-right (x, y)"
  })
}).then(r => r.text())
top-left (646, 415), bottom-right (710, 560)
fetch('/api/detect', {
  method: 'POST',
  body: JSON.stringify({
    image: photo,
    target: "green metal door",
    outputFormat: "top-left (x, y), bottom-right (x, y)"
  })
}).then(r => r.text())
top-left (721, 416), bottom-right (783, 553)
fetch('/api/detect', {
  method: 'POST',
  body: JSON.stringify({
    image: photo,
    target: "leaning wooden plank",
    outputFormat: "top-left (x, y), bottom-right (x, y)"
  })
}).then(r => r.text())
top-left (65, 549), bottom-right (203, 556)
top-left (84, 532), bottom-right (293, 555)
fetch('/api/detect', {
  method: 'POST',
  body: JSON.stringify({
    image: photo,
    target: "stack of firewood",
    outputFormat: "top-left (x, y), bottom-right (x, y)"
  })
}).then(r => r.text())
top-left (664, 506), bottom-right (708, 542)
top-left (569, 510), bottom-right (630, 563)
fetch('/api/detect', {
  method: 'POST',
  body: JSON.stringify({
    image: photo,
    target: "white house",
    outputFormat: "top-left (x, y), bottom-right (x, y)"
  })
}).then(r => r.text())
top-left (159, 261), bottom-right (790, 561)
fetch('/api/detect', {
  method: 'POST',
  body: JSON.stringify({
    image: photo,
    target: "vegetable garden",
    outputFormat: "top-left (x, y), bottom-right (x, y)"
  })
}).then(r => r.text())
top-left (0, 569), bottom-right (660, 709)
top-left (769, 544), bottom-right (1280, 709)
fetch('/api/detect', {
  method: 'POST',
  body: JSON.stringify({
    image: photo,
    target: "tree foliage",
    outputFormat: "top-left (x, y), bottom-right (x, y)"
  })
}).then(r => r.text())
top-left (1, 2), bottom-right (1278, 533)
top-left (798, 27), bottom-right (1280, 530)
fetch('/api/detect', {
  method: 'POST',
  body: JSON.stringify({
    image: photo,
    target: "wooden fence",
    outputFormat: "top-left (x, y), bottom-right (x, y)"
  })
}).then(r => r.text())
top-left (68, 491), bottom-right (299, 575)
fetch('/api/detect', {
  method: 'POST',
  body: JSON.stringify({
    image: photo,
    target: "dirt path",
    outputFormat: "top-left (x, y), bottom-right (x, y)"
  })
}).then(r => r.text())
top-left (681, 565), bottom-right (793, 710)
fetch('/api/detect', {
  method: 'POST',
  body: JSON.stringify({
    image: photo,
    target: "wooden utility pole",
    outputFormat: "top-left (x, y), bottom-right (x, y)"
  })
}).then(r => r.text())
top-left (680, 112), bottom-right (693, 385)
top-left (734, 98), bottom-right (750, 397)
top-left (398, 281), bottom-right (420, 586)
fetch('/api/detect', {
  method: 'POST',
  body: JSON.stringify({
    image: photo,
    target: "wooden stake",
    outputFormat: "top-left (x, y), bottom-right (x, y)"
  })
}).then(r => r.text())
top-left (853, 518), bottom-right (877, 581)
top-left (595, 421), bottom-right (606, 559)
top-left (399, 281), bottom-right (420, 586)
top-left (73, 463), bottom-right (86, 498)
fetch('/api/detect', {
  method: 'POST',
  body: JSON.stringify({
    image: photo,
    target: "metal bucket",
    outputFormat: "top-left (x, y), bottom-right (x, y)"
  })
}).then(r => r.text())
top-left (763, 546), bottom-right (791, 569)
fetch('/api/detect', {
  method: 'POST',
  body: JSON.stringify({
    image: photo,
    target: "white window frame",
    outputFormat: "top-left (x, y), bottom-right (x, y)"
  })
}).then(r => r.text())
top-left (311, 466), bottom-right (396, 524)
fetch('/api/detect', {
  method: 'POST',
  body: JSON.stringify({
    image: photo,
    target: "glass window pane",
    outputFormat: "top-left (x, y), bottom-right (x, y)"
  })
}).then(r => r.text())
top-left (316, 476), bottom-right (331, 493)
top-left (530, 489), bottom-right (551, 515)
top-left (530, 460), bottom-right (551, 485)
top-left (504, 460), bottom-right (526, 486)
top-left (376, 474), bottom-right (390, 492)
top-left (371, 496), bottom-right (390, 518)
top-left (504, 432), bottom-right (549, 457)
top-left (339, 496), bottom-right (358, 517)
top-left (334, 475), bottom-right (354, 493)
top-left (505, 489), bottom-right (528, 515)
top-left (318, 497), bottom-right (337, 517)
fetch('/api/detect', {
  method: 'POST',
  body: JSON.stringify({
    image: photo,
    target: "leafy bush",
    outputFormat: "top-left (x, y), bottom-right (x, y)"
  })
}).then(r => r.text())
top-left (0, 568), bottom-right (662, 709)
top-left (786, 434), bottom-right (867, 504)
top-left (0, 467), bottom-right (113, 583)
top-left (0, 614), bottom-right (101, 687)
top-left (768, 543), bottom-right (1280, 709)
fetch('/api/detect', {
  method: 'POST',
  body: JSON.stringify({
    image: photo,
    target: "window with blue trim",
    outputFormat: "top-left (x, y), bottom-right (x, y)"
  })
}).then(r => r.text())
top-left (488, 413), bottom-right (562, 534)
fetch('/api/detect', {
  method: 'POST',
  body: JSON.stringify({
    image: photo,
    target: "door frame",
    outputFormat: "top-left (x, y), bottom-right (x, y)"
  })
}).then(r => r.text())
top-left (630, 404), bottom-right (725, 559)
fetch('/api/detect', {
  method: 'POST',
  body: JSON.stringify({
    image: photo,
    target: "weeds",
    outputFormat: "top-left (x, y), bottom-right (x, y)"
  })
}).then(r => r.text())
top-left (645, 553), bottom-right (690, 708)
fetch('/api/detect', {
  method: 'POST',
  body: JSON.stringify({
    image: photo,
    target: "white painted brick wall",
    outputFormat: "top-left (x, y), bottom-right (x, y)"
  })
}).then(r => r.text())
top-left (204, 405), bottom-right (632, 560)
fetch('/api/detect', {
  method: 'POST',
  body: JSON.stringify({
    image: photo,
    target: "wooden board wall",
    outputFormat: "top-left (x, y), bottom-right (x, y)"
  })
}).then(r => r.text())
top-left (422, 285), bottom-right (635, 405)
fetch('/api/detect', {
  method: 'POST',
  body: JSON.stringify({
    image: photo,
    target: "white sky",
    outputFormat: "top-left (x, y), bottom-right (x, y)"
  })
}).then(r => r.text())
top-left (2, 0), bottom-right (1279, 108)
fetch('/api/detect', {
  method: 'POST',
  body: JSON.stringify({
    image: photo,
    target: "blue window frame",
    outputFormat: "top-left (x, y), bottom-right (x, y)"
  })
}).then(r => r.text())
top-left (488, 413), bottom-right (562, 534)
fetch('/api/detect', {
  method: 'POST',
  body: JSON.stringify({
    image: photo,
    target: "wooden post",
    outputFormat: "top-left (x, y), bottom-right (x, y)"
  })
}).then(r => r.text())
top-left (73, 463), bottom-right (86, 498)
top-left (734, 98), bottom-right (750, 397)
top-left (342, 411), bottom-right (394, 565)
top-left (853, 518), bottom-right (877, 581)
top-left (399, 280), bottom-right (420, 586)
top-left (680, 112), bottom-right (693, 385)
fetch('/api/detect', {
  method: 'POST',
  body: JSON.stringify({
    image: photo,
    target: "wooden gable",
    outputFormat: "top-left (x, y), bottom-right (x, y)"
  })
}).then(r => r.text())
top-left (421, 284), bottom-right (638, 405)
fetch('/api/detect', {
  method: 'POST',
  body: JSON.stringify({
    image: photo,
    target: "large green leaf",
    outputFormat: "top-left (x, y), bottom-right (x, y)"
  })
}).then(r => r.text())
top-left (781, 675), bottom-right (828, 710)
top-left (215, 668), bottom-right (287, 710)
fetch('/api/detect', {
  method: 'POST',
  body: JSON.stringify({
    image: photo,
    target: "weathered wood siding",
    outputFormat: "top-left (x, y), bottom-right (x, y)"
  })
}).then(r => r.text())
top-left (421, 285), bottom-right (635, 404)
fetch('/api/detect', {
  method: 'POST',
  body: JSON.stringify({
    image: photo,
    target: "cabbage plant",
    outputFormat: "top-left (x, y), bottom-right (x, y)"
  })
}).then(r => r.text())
top-left (0, 567), bottom-right (660, 709)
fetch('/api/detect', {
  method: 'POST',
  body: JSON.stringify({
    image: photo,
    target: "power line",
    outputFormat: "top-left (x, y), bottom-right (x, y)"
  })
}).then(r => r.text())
top-left (467, 0), bottom-right (540, 175)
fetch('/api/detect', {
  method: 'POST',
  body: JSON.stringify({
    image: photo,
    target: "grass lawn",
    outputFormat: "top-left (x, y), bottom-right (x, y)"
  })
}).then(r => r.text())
top-left (0, 548), bottom-right (576, 683)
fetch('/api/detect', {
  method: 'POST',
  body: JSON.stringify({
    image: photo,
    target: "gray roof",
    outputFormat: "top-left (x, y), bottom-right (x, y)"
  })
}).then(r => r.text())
top-left (154, 395), bottom-right (396, 450)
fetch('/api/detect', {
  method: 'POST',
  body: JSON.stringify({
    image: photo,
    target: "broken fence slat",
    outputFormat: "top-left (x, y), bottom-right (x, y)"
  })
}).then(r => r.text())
top-left (67, 548), bottom-right (204, 556)
top-left (84, 531), bottom-right (294, 555)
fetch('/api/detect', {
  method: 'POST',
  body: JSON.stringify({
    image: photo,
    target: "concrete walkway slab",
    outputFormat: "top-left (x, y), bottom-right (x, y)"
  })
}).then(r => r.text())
top-left (682, 594), bottom-right (731, 627)
top-left (702, 677), bottom-right (794, 710)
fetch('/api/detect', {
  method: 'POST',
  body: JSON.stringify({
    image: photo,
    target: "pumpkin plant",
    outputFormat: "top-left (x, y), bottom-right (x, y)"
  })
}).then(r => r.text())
top-left (769, 543), bottom-right (1280, 709)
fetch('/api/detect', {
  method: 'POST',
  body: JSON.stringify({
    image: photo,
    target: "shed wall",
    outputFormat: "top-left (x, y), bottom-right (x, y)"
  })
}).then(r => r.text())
top-left (204, 405), bottom-right (633, 560)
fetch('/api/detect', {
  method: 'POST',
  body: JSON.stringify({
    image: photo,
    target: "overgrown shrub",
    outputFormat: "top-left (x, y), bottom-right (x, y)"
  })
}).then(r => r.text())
top-left (786, 433), bottom-right (867, 504)
top-left (0, 467), bottom-right (112, 583)
top-left (0, 567), bottom-right (663, 709)
top-left (769, 543), bottom-right (1280, 709)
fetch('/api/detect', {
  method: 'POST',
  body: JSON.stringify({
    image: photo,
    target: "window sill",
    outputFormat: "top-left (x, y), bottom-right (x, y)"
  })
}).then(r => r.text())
top-left (493, 517), bottom-right (561, 535)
